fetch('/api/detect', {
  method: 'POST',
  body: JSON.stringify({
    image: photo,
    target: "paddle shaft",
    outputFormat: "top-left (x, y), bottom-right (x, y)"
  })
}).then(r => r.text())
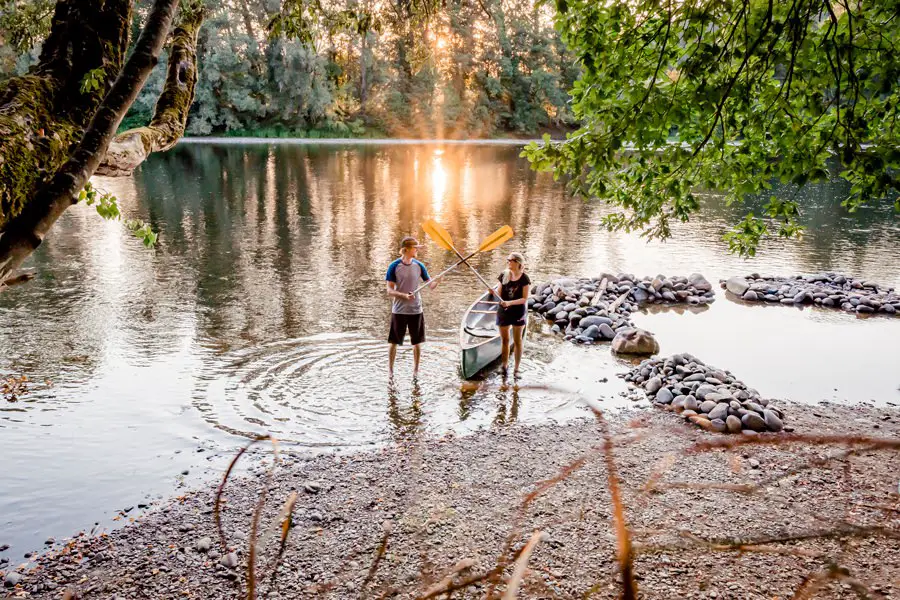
top-left (411, 248), bottom-right (478, 294)
top-left (448, 246), bottom-right (497, 297)
top-left (411, 248), bottom-right (498, 296)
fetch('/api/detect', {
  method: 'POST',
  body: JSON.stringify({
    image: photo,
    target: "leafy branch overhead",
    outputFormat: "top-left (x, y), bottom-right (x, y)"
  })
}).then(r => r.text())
top-left (78, 183), bottom-right (158, 248)
top-left (524, 0), bottom-right (900, 256)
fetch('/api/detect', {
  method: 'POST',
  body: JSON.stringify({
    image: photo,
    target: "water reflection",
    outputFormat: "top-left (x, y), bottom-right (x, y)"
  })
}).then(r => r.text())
top-left (2, 142), bottom-right (898, 432)
top-left (492, 382), bottom-right (521, 426)
top-left (387, 379), bottom-right (425, 440)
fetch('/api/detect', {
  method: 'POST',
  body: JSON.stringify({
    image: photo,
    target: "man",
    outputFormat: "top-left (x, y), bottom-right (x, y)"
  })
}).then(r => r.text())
top-left (386, 236), bottom-right (440, 377)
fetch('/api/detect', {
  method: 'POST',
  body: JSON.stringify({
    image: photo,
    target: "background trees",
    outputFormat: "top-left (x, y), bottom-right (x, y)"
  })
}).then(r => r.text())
top-left (0, 0), bottom-right (578, 140)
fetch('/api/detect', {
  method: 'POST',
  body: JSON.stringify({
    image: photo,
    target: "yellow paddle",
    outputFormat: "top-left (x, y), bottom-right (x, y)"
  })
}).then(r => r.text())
top-left (414, 220), bottom-right (512, 295)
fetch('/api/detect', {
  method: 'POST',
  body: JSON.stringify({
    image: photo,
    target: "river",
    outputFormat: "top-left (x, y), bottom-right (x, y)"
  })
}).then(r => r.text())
top-left (1, 141), bottom-right (898, 557)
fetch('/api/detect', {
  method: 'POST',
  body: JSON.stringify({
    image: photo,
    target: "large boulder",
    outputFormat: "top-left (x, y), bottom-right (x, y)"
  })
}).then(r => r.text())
top-left (689, 273), bottom-right (713, 292)
top-left (611, 328), bottom-right (660, 356)
top-left (725, 276), bottom-right (750, 296)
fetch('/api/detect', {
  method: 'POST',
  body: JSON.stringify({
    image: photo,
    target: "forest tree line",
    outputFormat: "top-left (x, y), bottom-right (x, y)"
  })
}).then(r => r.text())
top-left (1, 0), bottom-right (581, 138)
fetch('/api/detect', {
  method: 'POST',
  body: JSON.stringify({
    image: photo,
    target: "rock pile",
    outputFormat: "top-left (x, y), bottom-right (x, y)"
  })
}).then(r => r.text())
top-left (623, 353), bottom-right (787, 434)
top-left (529, 273), bottom-right (715, 344)
top-left (722, 273), bottom-right (899, 316)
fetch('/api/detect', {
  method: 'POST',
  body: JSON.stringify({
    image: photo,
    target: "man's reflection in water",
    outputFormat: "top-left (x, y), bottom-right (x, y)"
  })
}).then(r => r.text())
top-left (493, 381), bottom-right (520, 426)
top-left (387, 379), bottom-right (424, 440)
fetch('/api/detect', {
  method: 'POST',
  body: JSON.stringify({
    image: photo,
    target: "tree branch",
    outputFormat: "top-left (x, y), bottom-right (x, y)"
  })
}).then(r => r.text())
top-left (0, 0), bottom-right (132, 230)
top-left (97, 0), bottom-right (207, 176)
top-left (686, 0), bottom-right (774, 163)
top-left (0, 0), bottom-right (180, 285)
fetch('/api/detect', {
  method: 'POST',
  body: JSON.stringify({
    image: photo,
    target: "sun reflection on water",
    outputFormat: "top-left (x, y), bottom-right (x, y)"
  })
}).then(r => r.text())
top-left (431, 150), bottom-right (448, 215)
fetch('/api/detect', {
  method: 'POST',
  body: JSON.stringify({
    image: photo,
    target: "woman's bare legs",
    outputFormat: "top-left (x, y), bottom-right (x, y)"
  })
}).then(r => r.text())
top-left (512, 324), bottom-right (525, 374)
top-left (499, 325), bottom-right (511, 374)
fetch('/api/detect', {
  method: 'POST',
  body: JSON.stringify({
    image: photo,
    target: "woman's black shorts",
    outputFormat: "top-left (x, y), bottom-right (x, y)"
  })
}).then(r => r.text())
top-left (497, 308), bottom-right (526, 327)
top-left (388, 313), bottom-right (426, 345)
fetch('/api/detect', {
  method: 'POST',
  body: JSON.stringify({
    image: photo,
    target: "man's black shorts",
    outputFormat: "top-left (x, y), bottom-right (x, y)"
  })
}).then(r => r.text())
top-left (388, 313), bottom-right (426, 345)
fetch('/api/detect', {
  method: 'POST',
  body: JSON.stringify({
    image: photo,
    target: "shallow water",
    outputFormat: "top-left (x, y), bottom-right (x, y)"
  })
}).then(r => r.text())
top-left (1, 142), bottom-right (898, 556)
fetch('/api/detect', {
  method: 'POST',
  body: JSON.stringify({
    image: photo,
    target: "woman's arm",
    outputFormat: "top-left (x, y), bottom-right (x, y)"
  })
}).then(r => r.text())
top-left (499, 281), bottom-right (530, 308)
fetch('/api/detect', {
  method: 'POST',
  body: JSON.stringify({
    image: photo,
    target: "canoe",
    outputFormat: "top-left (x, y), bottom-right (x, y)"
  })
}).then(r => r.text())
top-left (459, 290), bottom-right (527, 379)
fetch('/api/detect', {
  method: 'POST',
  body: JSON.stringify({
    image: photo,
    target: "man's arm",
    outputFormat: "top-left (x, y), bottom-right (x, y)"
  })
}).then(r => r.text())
top-left (387, 281), bottom-right (414, 300)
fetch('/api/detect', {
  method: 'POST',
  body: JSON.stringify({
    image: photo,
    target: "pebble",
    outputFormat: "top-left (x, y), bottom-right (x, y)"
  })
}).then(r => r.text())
top-left (655, 388), bottom-right (674, 404)
top-left (699, 400), bottom-right (717, 413)
top-left (708, 404), bottom-right (729, 421)
top-left (764, 410), bottom-right (784, 432)
top-left (726, 415), bottom-right (743, 433)
top-left (220, 552), bottom-right (239, 568)
top-left (195, 537), bottom-right (212, 552)
top-left (4, 572), bottom-right (22, 587)
top-left (742, 413), bottom-right (767, 432)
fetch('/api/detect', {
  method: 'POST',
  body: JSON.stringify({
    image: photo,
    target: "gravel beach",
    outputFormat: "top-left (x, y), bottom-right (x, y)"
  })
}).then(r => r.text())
top-left (6, 400), bottom-right (900, 599)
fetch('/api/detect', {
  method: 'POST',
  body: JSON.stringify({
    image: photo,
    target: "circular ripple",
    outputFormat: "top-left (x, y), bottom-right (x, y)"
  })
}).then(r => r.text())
top-left (194, 332), bottom-right (456, 446)
top-left (191, 329), bottom-right (598, 448)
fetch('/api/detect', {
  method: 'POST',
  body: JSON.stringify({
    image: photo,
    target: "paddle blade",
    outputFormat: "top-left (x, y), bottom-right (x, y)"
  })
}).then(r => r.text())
top-left (422, 219), bottom-right (456, 251)
top-left (477, 225), bottom-right (514, 252)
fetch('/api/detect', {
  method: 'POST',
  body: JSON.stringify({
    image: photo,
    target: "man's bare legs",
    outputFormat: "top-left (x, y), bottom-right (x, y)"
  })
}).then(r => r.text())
top-left (412, 343), bottom-right (421, 377)
top-left (390, 343), bottom-right (421, 377)
top-left (388, 343), bottom-right (398, 377)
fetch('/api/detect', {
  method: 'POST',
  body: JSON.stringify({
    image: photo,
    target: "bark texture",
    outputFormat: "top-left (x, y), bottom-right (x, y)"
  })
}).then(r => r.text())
top-left (0, 0), bottom-right (181, 286)
top-left (96, 1), bottom-right (206, 176)
top-left (0, 0), bottom-right (133, 230)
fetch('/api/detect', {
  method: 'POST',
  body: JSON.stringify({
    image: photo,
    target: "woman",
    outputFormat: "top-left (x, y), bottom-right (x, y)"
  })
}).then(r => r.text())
top-left (493, 252), bottom-right (530, 376)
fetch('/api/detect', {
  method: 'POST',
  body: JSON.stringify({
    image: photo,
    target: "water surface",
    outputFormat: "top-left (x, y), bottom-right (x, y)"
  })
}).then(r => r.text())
top-left (1, 142), bottom-right (898, 556)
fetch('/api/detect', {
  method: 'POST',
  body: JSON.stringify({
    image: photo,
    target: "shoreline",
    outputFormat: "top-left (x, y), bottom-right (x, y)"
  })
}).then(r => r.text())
top-left (9, 400), bottom-right (900, 598)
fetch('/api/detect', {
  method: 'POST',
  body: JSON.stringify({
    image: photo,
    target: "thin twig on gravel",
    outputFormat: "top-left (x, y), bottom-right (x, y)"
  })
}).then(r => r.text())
top-left (583, 397), bottom-right (638, 600)
top-left (214, 435), bottom-right (275, 551)
top-left (502, 530), bottom-right (548, 599)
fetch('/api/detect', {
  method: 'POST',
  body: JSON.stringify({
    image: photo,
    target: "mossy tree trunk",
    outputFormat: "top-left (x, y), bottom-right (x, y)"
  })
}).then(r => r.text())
top-left (0, 0), bottom-right (133, 232)
top-left (0, 0), bottom-right (182, 287)
top-left (96, 1), bottom-right (206, 176)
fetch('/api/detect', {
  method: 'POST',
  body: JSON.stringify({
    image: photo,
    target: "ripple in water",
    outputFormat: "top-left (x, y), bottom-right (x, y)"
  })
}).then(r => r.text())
top-left (192, 329), bottom-right (596, 447)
